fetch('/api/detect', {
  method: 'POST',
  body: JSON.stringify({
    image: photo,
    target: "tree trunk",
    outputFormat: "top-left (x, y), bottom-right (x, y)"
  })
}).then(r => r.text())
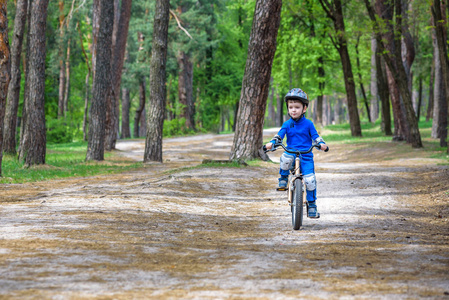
top-left (276, 85), bottom-right (282, 127)
top-left (144, 0), bottom-right (170, 162)
top-left (63, 41), bottom-right (70, 117)
top-left (417, 77), bottom-right (423, 120)
top-left (431, 0), bottom-right (449, 148)
top-left (316, 57), bottom-right (325, 126)
top-left (121, 87), bottom-right (130, 138)
top-left (229, 0), bottom-right (282, 161)
top-left (3, 0), bottom-right (27, 155)
top-left (355, 35), bottom-right (371, 123)
top-left (91, 0), bottom-right (100, 81)
top-left (134, 78), bottom-right (145, 138)
top-left (86, 0), bottom-right (114, 161)
top-left (0, 0), bottom-right (10, 176)
top-left (105, 0), bottom-right (132, 150)
top-left (83, 72), bottom-right (90, 141)
top-left (319, 0), bottom-right (362, 137)
top-left (18, 0), bottom-right (49, 166)
top-left (376, 54), bottom-right (392, 135)
top-left (392, 0), bottom-right (421, 147)
top-left (431, 31), bottom-right (442, 139)
top-left (426, 54), bottom-right (435, 122)
top-left (18, 1), bottom-right (32, 155)
top-left (377, 0), bottom-right (406, 140)
top-left (58, 0), bottom-right (65, 118)
top-left (386, 64), bottom-right (406, 139)
top-left (177, 51), bottom-right (195, 130)
top-left (365, 0), bottom-right (422, 147)
top-left (370, 37), bottom-right (379, 122)
top-left (78, 21), bottom-right (91, 142)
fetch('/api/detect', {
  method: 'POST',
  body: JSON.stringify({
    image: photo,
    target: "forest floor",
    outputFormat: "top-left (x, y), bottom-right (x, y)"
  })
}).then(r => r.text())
top-left (1, 130), bottom-right (449, 299)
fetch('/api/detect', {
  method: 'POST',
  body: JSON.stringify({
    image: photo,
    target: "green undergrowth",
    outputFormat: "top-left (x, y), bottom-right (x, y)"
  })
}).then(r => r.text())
top-left (1, 141), bottom-right (143, 184)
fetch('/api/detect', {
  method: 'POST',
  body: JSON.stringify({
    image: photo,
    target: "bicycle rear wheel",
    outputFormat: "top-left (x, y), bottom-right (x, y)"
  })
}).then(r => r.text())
top-left (291, 179), bottom-right (303, 230)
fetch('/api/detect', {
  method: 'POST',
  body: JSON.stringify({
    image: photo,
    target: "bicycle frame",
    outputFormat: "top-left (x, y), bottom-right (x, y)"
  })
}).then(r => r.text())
top-left (287, 155), bottom-right (302, 205)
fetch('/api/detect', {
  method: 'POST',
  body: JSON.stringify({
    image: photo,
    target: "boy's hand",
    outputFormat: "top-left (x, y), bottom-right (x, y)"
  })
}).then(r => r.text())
top-left (320, 144), bottom-right (328, 151)
top-left (265, 142), bottom-right (273, 150)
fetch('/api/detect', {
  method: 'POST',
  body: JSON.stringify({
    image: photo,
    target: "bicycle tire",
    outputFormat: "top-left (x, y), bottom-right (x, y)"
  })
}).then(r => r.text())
top-left (291, 179), bottom-right (303, 230)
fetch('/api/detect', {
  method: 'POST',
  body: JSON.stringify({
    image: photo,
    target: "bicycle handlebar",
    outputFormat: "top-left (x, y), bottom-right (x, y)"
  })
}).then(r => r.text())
top-left (263, 142), bottom-right (329, 154)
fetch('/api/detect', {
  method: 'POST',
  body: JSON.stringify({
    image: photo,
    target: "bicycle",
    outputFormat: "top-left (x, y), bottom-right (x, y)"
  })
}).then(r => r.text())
top-left (263, 142), bottom-right (329, 230)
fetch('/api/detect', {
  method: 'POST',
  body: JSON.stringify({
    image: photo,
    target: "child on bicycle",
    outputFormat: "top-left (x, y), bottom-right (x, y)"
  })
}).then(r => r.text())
top-left (265, 88), bottom-right (328, 218)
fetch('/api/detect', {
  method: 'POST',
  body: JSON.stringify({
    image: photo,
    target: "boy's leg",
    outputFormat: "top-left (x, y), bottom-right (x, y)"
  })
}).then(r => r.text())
top-left (277, 170), bottom-right (288, 191)
top-left (301, 156), bottom-right (320, 218)
top-left (277, 153), bottom-right (295, 191)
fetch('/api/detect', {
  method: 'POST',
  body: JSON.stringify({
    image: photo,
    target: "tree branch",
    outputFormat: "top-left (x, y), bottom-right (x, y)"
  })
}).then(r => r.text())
top-left (169, 9), bottom-right (193, 40)
top-left (318, 0), bottom-right (336, 22)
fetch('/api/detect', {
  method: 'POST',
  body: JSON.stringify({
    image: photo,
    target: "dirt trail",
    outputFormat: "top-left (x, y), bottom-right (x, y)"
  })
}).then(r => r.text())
top-left (1, 131), bottom-right (448, 299)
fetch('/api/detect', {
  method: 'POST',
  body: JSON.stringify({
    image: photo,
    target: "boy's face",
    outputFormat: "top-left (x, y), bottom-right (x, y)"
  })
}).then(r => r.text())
top-left (287, 100), bottom-right (307, 119)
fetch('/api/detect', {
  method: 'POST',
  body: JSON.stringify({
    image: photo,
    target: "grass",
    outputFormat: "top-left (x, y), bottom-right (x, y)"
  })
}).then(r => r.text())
top-left (1, 141), bottom-right (143, 184)
top-left (320, 119), bottom-right (449, 161)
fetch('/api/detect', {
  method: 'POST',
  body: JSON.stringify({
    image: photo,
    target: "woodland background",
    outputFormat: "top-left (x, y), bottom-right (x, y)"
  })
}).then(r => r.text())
top-left (0, 0), bottom-right (448, 174)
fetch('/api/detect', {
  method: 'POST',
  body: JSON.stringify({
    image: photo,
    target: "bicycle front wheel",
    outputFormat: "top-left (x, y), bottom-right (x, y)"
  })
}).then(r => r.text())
top-left (291, 179), bottom-right (304, 230)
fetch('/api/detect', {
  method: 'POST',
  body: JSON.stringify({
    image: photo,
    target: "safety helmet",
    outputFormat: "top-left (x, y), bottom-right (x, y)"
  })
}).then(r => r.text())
top-left (284, 88), bottom-right (309, 106)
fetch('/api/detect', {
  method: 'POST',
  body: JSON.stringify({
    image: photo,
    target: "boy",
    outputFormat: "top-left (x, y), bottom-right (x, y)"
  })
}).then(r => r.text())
top-left (265, 88), bottom-right (328, 218)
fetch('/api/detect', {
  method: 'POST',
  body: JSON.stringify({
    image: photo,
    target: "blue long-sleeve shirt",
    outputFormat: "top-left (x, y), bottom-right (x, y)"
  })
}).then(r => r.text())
top-left (273, 117), bottom-right (324, 153)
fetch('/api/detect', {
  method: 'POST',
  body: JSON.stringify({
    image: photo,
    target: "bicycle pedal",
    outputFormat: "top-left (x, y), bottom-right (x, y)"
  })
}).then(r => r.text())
top-left (276, 187), bottom-right (287, 191)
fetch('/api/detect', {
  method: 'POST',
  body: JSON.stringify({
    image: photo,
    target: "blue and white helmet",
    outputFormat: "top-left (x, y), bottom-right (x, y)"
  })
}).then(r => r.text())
top-left (284, 88), bottom-right (309, 106)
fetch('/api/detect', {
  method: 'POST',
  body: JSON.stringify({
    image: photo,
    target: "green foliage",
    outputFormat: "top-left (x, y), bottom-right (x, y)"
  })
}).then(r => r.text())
top-left (163, 118), bottom-right (192, 137)
top-left (46, 117), bottom-right (74, 144)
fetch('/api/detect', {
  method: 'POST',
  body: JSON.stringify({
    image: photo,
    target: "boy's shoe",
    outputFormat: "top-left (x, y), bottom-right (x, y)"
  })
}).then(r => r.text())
top-left (307, 201), bottom-right (320, 218)
top-left (277, 177), bottom-right (288, 191)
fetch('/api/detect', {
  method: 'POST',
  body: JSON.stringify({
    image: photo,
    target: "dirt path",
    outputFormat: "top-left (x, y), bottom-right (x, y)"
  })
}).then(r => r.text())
top-left (1, 131), bottom-right (448, 299)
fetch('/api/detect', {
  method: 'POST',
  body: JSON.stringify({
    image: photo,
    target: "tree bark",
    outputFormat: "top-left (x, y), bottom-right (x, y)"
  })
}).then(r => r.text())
top-left (58, 1), bottom-right (65, 118)
top-left (18, 1), bottom-right (32, 155)
top-left (376, 54), bottom-right (392, 135)
top-left (121, 87), bottom-right (130, 138)
top-left (134, 78), bottom-right (145, 138)
top-left (83, 72), bottom-right (90, 141)
top-left (0, 0), bottom-right (10, 176)
top-left (365, 0), bottom-right (422, 147)
top-left (431, 0), bottom-right (449, 148)
top-left (178, 51), bottom-right (195, 130)
top-left (417, 77), bottom-right (423, 119)
top-left (144, 0), bottom-right (170, 162)
top-left (316, 57), bottom-right (325, 126)
top-left (319, 0), bottom-right (362, 137)
top-left (91, 0), bottom-right (100, 81)
top-left (386, 64), bottom-right (406, 139)
top-left (86, 0), bottom-right (114, 161)
top-left (18, 0), bottom-right (49, 166)
top-left (377, 0), bottom-right (407, 140)
top-left (63, 41), bottom-right (70, 117)
top-left (78, 21), bottom-right (91, 142)
top-left (105, 0), bottom-right (132, 150)
top-left (355, 35), bottom-right (371, 123)
top-left (229, 0), bottom-right (282, 161)
top-left (426, 53), bottom-right (435, 122)
top-left (3, 0), bottom-right (27, 155)
top-left (370, 37), bottom-right (379, 122)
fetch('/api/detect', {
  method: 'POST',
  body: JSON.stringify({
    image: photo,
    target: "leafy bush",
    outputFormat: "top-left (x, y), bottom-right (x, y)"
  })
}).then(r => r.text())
top-left (46, 118), bottom-right (74, 144)
top-left (163, 118), bottom-right (194, 137)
